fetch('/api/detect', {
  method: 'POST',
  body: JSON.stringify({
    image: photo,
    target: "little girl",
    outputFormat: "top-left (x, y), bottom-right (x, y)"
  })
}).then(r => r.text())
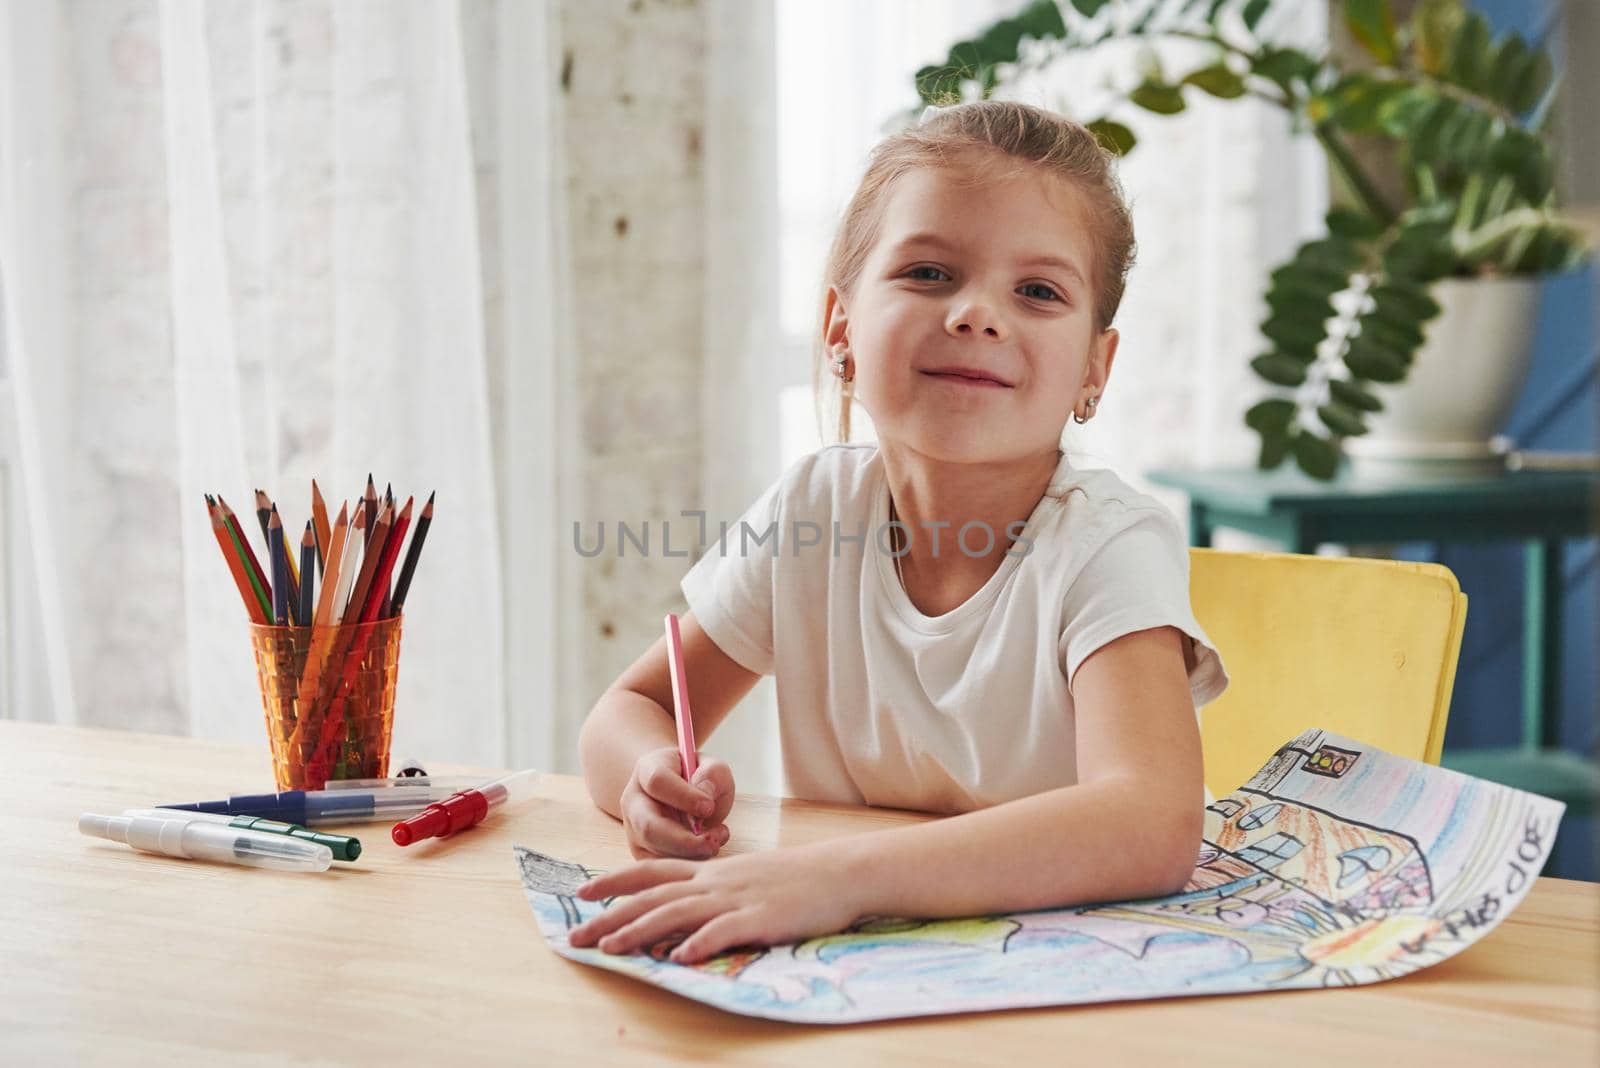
top-left (571, 100), bottom-right (1228, 965)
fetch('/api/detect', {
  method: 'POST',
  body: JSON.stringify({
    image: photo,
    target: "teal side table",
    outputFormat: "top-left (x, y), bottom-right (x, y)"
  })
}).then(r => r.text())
top-left (1147, 465), bottom-right (1600, 812)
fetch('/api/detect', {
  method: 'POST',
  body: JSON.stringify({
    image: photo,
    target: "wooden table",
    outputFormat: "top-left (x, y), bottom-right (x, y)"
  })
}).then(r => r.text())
top-left (6, 722), bottom-right (1599, 1064)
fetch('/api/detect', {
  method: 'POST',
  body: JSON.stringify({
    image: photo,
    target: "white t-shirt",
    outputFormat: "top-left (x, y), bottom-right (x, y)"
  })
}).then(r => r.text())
top-left (681, 444), bottom-right (1228, 813)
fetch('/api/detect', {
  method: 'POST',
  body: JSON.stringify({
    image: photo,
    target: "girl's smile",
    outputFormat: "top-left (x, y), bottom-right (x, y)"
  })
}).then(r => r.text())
top-left (920, 366), bottom-right (1015, 389)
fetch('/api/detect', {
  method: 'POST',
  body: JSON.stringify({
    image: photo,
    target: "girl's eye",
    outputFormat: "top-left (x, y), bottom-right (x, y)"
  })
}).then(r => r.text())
top-left (905, 266), bottom-right (949, 282)
top-left (1019, 283), bottom-right (1062, 302)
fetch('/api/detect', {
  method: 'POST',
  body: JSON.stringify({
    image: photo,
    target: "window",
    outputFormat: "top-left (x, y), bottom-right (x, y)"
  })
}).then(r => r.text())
top-left (1337, 845), bottom-right (1394, 888)
top-left (1238, 832), bottom-right (1304, 870)
top-left (1237, 802), bottom-right (1284, 831)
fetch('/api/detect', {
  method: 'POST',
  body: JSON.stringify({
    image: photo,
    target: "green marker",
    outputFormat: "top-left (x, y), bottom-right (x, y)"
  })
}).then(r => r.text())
top-left (124, 809), bottom-right (362, 862)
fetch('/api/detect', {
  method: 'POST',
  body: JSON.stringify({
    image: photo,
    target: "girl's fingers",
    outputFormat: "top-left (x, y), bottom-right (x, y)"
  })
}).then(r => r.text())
top-left (668, 907), bottom-right (763, 965)
top-left (576, 857), bottom-right (696, 901)
top-left (568, 878), bottom-right (688, 946)
top-left (639, 755), bottom-right (716, 818)
top-left (627, 794), bottom-right (718, 858)
top-left (597, 894), bottom-right (720, 956)
top-left (691, 760), bottom-right (737, 824)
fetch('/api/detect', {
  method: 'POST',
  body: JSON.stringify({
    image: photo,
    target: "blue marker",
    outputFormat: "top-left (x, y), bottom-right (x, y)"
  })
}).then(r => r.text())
top-left (156, 785), bottom-right (457, 826)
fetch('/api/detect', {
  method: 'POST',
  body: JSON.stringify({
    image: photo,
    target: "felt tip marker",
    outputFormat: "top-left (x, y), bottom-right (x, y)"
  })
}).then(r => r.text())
top-left (390, 770), bottom-right (539, 846)
top-left (155, 785), bottom-right (456, 826)
top-left (314, 776), bottom-right (489, 793)
top-left (123, 808), bottom-right (362, 862)
top-left (79, 812), bottom-right (332, 872)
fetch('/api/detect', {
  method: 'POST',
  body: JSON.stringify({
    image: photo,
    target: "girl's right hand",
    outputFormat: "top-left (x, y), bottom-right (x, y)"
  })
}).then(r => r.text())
top-left (620, 747), bottom-right (735, 860)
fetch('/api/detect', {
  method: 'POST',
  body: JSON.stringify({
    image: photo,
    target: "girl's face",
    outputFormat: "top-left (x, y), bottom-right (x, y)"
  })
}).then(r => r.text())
top-left (825, 159), bottom-right (1117, 464)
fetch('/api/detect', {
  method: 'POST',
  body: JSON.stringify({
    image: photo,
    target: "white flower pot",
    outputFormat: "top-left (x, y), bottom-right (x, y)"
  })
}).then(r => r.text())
top-left (1344, 276), bottom-right (1543, 475)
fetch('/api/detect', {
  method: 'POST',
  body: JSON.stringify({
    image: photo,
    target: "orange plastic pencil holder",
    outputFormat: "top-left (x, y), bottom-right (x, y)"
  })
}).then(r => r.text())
top-left (248, 616), bottom-right (403, 790)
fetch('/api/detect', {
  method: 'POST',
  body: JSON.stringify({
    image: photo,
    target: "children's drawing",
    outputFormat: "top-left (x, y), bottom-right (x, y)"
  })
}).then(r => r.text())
top-left (517, 729), bottom-right (1564, 1024)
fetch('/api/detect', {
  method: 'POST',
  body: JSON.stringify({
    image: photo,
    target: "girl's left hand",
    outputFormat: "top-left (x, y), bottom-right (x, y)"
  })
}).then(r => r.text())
top-left (567, 846), bottom-right (863, 965)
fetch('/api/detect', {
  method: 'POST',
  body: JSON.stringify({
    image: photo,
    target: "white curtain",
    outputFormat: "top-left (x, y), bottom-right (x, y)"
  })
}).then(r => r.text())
top-left (0, 0), bottom-right (568, 770)
top-left (699, 0), bottom-right (783, 792)
top-left (0, 0), bottom-right (76, 727)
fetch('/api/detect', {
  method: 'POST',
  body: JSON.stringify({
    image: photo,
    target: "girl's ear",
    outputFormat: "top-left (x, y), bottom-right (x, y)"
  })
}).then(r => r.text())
top-left (1085, 326), bottom-right (1119, 396)
top-left (823, 285), bottom-right (849, 352)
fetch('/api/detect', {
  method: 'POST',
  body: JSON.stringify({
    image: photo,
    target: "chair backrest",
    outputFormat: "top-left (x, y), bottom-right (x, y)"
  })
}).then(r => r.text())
top-left (1188, 548), bottom-right (1468, 798)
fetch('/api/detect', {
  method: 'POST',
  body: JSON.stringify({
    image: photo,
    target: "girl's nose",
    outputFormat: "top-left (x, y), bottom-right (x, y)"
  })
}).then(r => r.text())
top-left (945, 299), bottom-right (1008, 341)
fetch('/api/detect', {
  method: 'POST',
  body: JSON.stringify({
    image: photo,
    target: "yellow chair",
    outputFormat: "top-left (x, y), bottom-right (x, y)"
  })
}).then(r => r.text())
top-left (1189, 547), bottom-right (1469, 799)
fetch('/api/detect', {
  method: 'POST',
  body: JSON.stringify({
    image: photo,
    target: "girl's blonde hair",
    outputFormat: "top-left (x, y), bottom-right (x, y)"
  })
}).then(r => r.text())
top-left (814, 100), bottom-right (1136, 443)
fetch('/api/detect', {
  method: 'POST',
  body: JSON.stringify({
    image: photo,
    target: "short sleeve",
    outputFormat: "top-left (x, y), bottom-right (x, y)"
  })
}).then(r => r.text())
top-left (679, 477), bottom-right (782, 675)
top-left (1058, 509), bottom-right (1229, 708)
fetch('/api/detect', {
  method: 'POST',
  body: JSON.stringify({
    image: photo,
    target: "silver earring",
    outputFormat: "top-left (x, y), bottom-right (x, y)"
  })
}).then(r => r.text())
top-left (1073, 395), bottom-right (1098, 424)
top-left (834, 351), bottom-right (852, 383)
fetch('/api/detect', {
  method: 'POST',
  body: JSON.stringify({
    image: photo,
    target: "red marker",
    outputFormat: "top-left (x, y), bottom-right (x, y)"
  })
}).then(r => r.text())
top-left (664, 613), bottom-right (702, 834)
top-left (390, 770), bottom-right (538, 846)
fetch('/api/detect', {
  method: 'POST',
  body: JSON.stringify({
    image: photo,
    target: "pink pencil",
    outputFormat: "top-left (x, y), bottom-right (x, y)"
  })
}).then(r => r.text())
top-left (664, 613), bottom-right (702, 834)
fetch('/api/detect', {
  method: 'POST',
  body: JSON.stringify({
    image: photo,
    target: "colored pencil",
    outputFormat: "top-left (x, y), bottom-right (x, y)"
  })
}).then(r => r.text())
top-left (343, 503), bottom-right (391, 626)
top-left (665, 613), bottom-right (702, 833)
top-left (299, 522), bottom-right (316, 626)
top-left (311, 480), bottom-right (332, 578)
top-left (260, 489), bottom-right (302, 606)
top-left (378, 484), bottom-right (395, 616)
top-left (217, 495), bottom-right (272, 620)
top-left (269, 507), bottom-right (289, 625)
top-left (207, 496), bottom-right (267, 625)
top-left (363, 474), bottom-right (378, 547)
top-left (314, 504), bottom-right (351, 628)
top-left (390, 491), bottom-right (434, 614)
top-left (255, 489), bottom-right (272, 545)
top-left (333, 506), bottom-right (366, 622)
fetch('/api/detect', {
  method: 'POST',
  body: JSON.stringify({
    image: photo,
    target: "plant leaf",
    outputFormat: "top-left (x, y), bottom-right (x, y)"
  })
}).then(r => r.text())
top-left (1317, 401), bottom-right (1368, 437)
top-left (1485, 33), bottom-right (1530, 110)
top-left (1412, 0), bottom-right (1465, 76)
top-left (1183, 63), bottom-right (1247, 99)
top-left (1345, 0), bottom-right (1397, 66)
top-left (1018, 0), bottom-right (1071, 37)
top-left (1257, 427), bottom-right (1292, 470)
top-left (1245, 397), bottom-right (1298, 434)
top-left (1130, 82), bottom-right (1187, 115)
top-left (1329, 377), bottom-right (1385, 412)
top-left (1326, 207), bottom-right (1386, 240)
top-left (1509, 49), bottom-right (1552, 114)
top-left (1328, 75), bottom-right (1410, 134)
top-left (1344, 339), bottom-right (1409, 382)
top-left (1263, 313), bottom-right (1331, 356)
top-left (1251, 353), bottom-right (1310, 386)
top-left (1254, 46), bottom-right (1318, 85)
top-left (1377, 87), bottom-right (1438, 137)
top-left (1270, 262), bottom-right (1353, 295)
top-left (1361, 313), bottom-right (1425, 353)
top-left (1295, 236), bottom-right (1364, 273)
top-left (1293, 431), bottom-right (1341, 479)
top-left (1443, 10), bottom-right (1490, 92)
top-left (1086, 118), bottom-right (1137, 155)
top-left (1241, 0), bottom-right (1271, 32)
top-left (1369, 282), bottom-right (1441, 321)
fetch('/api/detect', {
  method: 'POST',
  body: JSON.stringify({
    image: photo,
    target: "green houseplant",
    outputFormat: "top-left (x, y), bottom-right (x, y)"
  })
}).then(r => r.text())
top-left (914, 0), bottom-right (1590, 478)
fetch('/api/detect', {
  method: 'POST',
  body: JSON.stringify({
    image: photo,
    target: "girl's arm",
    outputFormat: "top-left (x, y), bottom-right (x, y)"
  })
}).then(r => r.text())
top-left (570, 626), bottom-right (1205, 962)
top-left (844, 624), bottom-right (1204, 916)
top-left (578, 611), bottom-right (762, 855)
